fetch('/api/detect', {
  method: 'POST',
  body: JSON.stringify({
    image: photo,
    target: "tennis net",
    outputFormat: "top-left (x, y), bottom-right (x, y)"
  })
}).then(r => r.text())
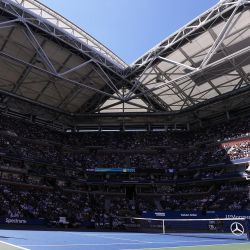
top-left (120, 217), bottom-right (250, 241)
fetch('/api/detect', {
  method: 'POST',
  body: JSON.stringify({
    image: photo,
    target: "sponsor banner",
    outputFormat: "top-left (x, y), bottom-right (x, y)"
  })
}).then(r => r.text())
top-left (142, 210), bottom-right (250, 219)
top-left (208, 211), bottom-right (250, 220)
top-left (140, 211), bottom-right (250, 234)
top-left (0, 217), bottom-right (45, 225)
top-left (86, 168), bottom-right (136, 173)
top-left (231, 157), bottom-right (250, 165)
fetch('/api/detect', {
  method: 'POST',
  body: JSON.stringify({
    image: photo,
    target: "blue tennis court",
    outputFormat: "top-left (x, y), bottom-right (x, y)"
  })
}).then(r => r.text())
top-left (0, 230), bottom-right (249, 250)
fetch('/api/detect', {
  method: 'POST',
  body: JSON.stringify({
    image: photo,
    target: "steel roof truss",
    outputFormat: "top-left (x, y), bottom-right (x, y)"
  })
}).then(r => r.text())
top-left (93, 63), bottom-right (123, 99)
top-left (0, 50), bottom-right (123, 101)
top-left (125, 56), bottom-right (158, 99)
top-left (22, 22), bottom-right (57, 74)
top-left (57, 69), bottom-right (94, 109)
top-left (2, 0), bottom-right (127, 73)
top-left (208, 28), bottom-right (250, 88)
top-left (153, 66), bottom-right (195, 106)
top-left (0, 25), bottom-right (15, 50)
top-left (126, 45), bottom-right (250, 103)
top-left (179, 47), bottom-right (222, 96)
top-left (59, 59), bottom-right (93, 77)
top-left (0, 17), bottom-right (18, 29)
top-left (95, 99), bottom-right (154, 113)
top-left (158, 56), bottom-right (196, 71)
top-left (11, 39), bottom-right (47, 95)
top-left (34, 52), bottom-right (72, 102)
top-left (200, 0), bottom-right (242, 68)
top-left (131, 0), bottom-right (247, 70)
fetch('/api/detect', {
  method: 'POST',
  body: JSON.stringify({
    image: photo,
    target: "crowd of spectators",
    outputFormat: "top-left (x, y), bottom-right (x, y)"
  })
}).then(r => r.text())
top-left (1, 181), bottom-right (248, 228)
top-left (1, 133), bottom-right (250, 171)
top-left (160, 190), bottom-right (250, 211)
top-left (0, 115), bottom-right (249, 228)
top-left (0, 184), bottom-right (107, 227)
top-left (2, 115), bottom-right (250, 170)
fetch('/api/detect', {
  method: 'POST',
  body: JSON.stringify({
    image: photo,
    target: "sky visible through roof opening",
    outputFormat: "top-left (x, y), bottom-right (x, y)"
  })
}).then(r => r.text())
top-left (40, 0), bottom-right (218, 64)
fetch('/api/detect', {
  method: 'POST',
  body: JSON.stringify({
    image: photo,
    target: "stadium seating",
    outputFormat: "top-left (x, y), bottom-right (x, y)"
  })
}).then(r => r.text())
top-left (0, 115), bottom-right (249, 228)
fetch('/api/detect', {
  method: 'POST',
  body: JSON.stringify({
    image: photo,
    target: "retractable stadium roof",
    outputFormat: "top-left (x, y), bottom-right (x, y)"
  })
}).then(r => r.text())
top-left (123, 0), bottom-right (250, 113)
top-left (0, 0), bottom-right (249, 127)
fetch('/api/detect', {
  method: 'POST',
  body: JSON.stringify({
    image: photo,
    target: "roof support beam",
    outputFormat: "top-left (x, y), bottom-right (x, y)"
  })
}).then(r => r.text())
top-left (125, 46), bottom-right (250, 102)
top-left (200, 0), bottom-right (241, 68)
top-left (125, 56), bottom-right (158, 99)
top-left (34, 53), bottom-right (72, 102)
top-left (158, 56), bottom-right (196, 71)
top-left (58, 69), bottom-right (94, 110)
top-left (93, 62), bottom-right (123, 98)
top-left (128, 0), bottom-right (248, 76)
top-left (0, 23), bottom-right (15, 51)
top-left (208, 28), bottom-right (250, 84)
top-left (0, 50), bottom-right (124, 101)
top-left (22, 22), bottom-right (57, 74)
top-left (93, 99), bottom-right (155, 113)
top-left (0, 88), bottom-right (70, 115)
top-left (11, 40), bottom-right (47, 95)
top-left (1, 0), bottom-right (127, 73)
top-left (0, 17), bottom-right (18, 29)
top-left (179, 47), bottom-right (221, 97)
top-left (59, 59), bottom-right (93, 76)
top-left (154, 66), bottom-right (195, 106)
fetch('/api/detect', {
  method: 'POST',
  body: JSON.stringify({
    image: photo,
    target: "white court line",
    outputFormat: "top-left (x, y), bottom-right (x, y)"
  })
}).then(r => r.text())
top-left (0, 240), bottom-right (30, 250)
top-left (121, 242), bottom-right (250, 250)
top-left (21, 243), bottom-right (174, 247)
top-left (22, 239), bottom-right (232, 247)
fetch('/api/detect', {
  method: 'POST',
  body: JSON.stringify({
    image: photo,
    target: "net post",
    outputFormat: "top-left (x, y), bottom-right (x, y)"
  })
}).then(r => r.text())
top-left (162, 219), bottom-right (165, 234)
